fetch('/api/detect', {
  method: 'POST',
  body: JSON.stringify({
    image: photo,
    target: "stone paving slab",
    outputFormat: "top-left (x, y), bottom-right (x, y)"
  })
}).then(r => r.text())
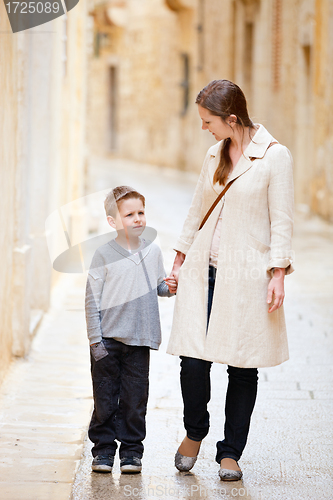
top-left (0, 482), bottom-right (73, 500)
top-left (0, 274), bottom-right (93, 500)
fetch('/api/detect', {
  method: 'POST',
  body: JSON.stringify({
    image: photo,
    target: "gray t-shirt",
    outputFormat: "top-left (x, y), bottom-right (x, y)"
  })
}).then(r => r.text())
top-left (85, 238), bottom-right (172, 349)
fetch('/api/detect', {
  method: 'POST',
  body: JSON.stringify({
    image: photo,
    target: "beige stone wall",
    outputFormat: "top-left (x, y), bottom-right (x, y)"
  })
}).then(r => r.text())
top-left (87, 0), bottom-right (215, 169)
top-left (0, 13), bottom-right (18, 381)
top-left (88, 0), bottom-right (333, 221)
top-left (87, 0), bottom-right (240, 168)
top-left (312, 0), bottom-right (333, 219)
top-left (0, 2), bottom-right (89, 384)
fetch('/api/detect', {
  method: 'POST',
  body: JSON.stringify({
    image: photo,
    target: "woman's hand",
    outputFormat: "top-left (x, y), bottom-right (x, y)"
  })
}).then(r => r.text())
top-left (165, 276), bottom-right (178, 294)
top-left (267, 268), bottom-right (286, 313)
top-left (166, 251), bottom-right (186, 289)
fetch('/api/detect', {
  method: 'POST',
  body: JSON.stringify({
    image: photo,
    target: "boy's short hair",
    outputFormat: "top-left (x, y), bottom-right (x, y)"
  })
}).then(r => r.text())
top-left (104, 186), bottom-right (146, 217)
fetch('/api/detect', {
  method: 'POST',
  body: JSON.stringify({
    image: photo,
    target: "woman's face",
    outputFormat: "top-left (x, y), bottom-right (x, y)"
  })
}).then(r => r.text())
top-left (198, 105), bottom-right (233, 141)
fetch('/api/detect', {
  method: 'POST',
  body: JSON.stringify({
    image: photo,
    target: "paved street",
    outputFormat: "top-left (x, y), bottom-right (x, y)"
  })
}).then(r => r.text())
top-left (0, 158), bottom-right (332, 500)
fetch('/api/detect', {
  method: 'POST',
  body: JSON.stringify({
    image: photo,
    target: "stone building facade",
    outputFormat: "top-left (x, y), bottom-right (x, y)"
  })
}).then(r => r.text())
top-left (88, 0), bottom-right (333, 221)
top-left (0, 3), bottom-right (89, 383)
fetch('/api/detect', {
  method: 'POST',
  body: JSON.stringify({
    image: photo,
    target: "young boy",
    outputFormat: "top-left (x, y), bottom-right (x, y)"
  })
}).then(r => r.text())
top-left (85, 186), bottom-right (176, 474)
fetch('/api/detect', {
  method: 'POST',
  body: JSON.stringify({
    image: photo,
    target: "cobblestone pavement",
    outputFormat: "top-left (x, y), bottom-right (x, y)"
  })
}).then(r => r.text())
top-left (0, 157), bottom-right (332, 500)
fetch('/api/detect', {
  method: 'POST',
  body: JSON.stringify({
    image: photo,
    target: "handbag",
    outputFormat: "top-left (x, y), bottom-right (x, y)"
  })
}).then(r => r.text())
top-left (198, 141), bottom-right (278, 230)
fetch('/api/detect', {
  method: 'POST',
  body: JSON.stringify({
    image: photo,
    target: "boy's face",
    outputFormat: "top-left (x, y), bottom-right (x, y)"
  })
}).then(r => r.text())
top-left (107, 198), bottom-right (146, 238)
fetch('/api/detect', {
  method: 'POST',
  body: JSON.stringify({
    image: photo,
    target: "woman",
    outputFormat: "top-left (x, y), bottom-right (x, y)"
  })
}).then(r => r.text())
top-left (165, 80), bottom-right (294, 481)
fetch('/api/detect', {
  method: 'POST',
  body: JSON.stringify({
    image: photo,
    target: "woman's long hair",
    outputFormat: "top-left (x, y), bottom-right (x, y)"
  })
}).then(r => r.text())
top-left (196, 80), bottom-right (255, 185)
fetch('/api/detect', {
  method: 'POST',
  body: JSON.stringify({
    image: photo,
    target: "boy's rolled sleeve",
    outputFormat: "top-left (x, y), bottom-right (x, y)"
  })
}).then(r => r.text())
top-left (157, 249), bottom-right (174, 297)
top-left (157, 280), bottom-right (174, 297)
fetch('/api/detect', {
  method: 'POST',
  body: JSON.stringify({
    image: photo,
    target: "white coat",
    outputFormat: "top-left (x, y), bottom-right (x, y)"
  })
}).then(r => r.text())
top-left (167, 124), bottom-right (294, 368)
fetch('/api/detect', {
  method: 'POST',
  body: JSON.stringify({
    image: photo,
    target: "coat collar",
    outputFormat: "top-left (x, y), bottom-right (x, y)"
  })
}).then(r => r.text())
top-left (209, 124), bottom-right (276, 184)
top-left (243, 124), bottom-right (276, 160)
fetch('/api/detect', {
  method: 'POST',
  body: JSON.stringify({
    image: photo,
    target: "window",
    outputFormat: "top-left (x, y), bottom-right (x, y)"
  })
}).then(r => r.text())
top-left (180, 53), bottom-right (190, 116)
top-left (272, 0), bottom-right (282, 91)
top-left (244, 22), bottom-right (254, 93)
top-left (109, 66), bottom-right (118, 150)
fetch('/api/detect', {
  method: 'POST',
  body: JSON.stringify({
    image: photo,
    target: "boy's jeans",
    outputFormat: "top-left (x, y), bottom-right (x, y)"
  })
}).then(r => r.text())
top-left (88, 338), bottom-right (150, 459)
top-left (180, 265), bottom-right (258, 463)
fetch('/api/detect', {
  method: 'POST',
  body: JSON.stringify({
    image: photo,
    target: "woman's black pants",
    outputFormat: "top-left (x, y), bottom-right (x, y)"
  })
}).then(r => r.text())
top-left (180, 266), bottom-right (258, 463)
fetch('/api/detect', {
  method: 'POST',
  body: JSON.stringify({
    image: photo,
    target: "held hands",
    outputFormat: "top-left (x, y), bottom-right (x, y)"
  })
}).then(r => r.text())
top-left (267, 268), bottom-right (286, 313)
top-left (165, 276), bottom-right (178, 294)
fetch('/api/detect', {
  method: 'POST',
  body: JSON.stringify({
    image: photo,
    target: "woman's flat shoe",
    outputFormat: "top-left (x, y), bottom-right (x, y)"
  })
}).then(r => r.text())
top-left (175, 450), bottom-right (198, 472)
top-left (219, 465), bottom-right (243, 481)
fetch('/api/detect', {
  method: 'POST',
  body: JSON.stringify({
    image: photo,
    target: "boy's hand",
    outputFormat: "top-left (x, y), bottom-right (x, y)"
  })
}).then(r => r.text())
top-left (165, 276), bottom-right (178, 294)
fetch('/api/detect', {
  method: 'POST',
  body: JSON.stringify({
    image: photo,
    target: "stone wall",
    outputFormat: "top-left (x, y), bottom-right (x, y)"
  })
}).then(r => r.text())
top-left (0, 13), bottom-right (18, 382)
top-left (87, 0), bottom-right (333, 221)
top-left (312, 0), bottom-right (333, 219)
top-left (0, 3), bottom-right (89, 384)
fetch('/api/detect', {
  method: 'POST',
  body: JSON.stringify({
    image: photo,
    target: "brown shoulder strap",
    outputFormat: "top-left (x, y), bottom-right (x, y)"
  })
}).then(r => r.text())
top-left (198, 141), bottom-right (279, 231)
top-left (198, 178), bottom-right (237, 230)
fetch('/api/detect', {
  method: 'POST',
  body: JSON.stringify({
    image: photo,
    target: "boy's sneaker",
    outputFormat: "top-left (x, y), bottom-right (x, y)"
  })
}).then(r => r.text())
top-left (120, 456), bottom-right (142, 474)
top-left (92, 454), bottom-right (114, 473)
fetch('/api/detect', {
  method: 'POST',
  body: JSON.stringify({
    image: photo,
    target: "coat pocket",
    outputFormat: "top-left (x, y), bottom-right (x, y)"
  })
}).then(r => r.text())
top-left (247, 234), bottom-right (270, 254)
